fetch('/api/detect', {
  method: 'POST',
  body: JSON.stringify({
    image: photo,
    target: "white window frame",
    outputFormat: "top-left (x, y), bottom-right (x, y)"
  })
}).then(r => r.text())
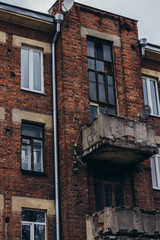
top-left (142, 76), bottom-right (160, 116)
top-left (21, 209), bottom-right (46, 240)
top-left (150, 148), bottom-right (160, 190)
top-left (21, 46), bottom-right (44, 94)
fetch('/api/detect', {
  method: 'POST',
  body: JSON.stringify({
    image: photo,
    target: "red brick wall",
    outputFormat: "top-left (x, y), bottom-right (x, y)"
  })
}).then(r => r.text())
top-left (141, 57), bottom-right (160, 211)
top-left (52, 2), bottom-right (150, 239)
top-left (0, 21), bottom-right (55, 239)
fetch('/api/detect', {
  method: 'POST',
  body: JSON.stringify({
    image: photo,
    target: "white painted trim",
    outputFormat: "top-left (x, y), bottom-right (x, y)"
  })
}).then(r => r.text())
top-left (21, 46), bottom-right (44, 93)
top-left (21, 210), bottom-right (46, 240)
top-left (151, 149), bottom-right (160, 190)
top-left (142, 76), bottom-right (160, 116)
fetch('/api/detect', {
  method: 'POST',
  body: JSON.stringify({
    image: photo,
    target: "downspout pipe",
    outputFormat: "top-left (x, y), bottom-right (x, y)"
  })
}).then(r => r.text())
top-left (52, 13), bottom-right (64, 240)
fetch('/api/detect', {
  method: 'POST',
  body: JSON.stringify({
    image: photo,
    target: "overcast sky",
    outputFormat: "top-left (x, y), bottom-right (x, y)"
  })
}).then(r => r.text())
top-left (1, 0), bottom-right (160, 45)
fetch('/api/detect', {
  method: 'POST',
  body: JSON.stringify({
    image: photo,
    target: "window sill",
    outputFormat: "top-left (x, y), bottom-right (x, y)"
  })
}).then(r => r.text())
top-left (21, 88), bottom-right (46, 95)
top-left (21, 169), bottom-right (47, 177)
top-left (153, 187), bottom-right (160, 191)
top-left (150, 114), bottom-right (160, 118)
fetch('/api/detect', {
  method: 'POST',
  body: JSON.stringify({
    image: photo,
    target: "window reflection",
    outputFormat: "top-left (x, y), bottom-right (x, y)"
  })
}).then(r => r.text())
top-left (22, 210), bottom-right (46, 240)
top-left (87, 39), bottom-right (116, 119)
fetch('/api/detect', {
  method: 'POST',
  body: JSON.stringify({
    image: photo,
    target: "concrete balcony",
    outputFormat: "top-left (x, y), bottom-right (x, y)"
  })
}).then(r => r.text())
top-left (86, 207), bottom-right (160, 239)
top-left (82, 114), bottom-right (157, 165)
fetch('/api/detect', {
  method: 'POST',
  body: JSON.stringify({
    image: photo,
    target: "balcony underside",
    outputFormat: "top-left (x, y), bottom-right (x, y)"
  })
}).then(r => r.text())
top-left (83, 138), bottom-right (157, 165)
top-left (82, 114), bottom-right (157, 166)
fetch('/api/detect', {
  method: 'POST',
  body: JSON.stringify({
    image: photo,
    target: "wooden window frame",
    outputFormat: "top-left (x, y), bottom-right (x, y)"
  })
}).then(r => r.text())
top-left (87, 37), bottom-right (116, 117)
top-left (94, 170), bottom-right (124, 211)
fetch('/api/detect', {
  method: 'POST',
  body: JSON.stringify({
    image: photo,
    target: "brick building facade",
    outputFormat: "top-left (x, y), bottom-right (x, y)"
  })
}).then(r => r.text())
top-left (0, 1), bottom-right (160, 239)
top-left (0, 3), bottom-right (56, 239)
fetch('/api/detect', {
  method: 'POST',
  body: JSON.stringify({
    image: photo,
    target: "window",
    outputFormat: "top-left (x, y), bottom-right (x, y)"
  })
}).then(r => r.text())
top-left (21, 123), bottom-right (44, 172)
top-left (21, 209), bottom-right (46, 240)
top-left (150, 148), bottom-right (160, 189)
top-left (94, 170), bottom-right (123, 211)
top-left (21, 46), bottom-right (44, 93)
top-left (87, 38), bottom-right (116, 120)
top-left (142, 76), bottom-right (160, 116)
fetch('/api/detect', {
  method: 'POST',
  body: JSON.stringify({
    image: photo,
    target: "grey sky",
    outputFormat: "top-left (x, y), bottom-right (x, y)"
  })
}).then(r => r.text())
top-left (1, 0), bottom-right (160, 45)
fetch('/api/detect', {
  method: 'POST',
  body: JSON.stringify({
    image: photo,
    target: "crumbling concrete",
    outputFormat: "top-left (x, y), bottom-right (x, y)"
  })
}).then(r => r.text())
top-left (82, 114), bottom-right (157, 165)
top-left (86, 207), bottom-right (160, 240)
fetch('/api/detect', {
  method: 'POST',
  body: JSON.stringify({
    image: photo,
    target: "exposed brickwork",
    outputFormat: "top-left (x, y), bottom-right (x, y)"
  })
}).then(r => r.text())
top-left (0, 2), bottom-right (160, 240)
top-left (52, 2), bottom-right (156, 239)
top-left (141, 56), bottom-right (160, 212)
top-left (0, 19), bottom-right (55, 239)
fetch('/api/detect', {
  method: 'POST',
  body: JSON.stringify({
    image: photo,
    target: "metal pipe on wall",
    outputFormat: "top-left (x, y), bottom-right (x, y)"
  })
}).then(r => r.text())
top-left (52, 13), bottom-right (64, 240)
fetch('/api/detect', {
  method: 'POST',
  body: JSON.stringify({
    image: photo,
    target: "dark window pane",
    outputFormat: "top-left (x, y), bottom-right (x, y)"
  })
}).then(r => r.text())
top-left (22, 124), bottom-right (42, 138)
top-left (104, 63), bottom-right (113, 75)
top-left (105, 184), bottom-right (112, 207)
top-left (90, 105), bottom-right (98, 120)
top-left (22, 139), bottom-right (30, 145)
top-left (89, 81), bottom-right (97, 101)
top-left (108, 108), bottom-right (116, 115)
top-left (21, 48), bottom-right (29, 89)
top-left (88, 59), bottom-right (95, 70)
top-left (34, 225), bottom-right (45, 240)
top-left (88, 71), bottom-right (95, 82)
top-left (103, 171), bottom-right (121, 182)
top-left (98, 74), bottom-right (104, 84)
top-left (95, 42), bottom-right (103, 59)
top-left (22, 225), bottom-right (30, 240)
top-left (21, 144), bottom-right (31, 170)
top-left (96, 60), bottom-right (104, 72)
top-left (107, 75), bottom-right (113, 86)
top-left (142, 78), bottom-right (149, 105)
top-left (150, 80), bottom-right (159, 115)
top-left (87, 41), bottom-right (95, 57)
top-left (108, 86), bottom-right (115, 105)
top-left (99, 107), bottom-right (105, 114)
top-left (22, 210), bottom-right (45, 223)
top-left (150, 157), bottom-right (158, 188)
top-left (98, 83), bottom-right (106, 103)
top-left (98, 74), bottom-right (106, 103)
top-left (33, 140), bottom-right (43, 172)
top-left (115, 185), bottom-right (123, 206)
top-left (95, 182), bottom-right (103, 211)
top-left (103, 45), bottom-right (112, 62)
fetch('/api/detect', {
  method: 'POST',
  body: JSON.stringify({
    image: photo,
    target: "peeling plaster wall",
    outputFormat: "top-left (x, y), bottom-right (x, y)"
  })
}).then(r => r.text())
top-left (86, 207), bottom-right (160, 239)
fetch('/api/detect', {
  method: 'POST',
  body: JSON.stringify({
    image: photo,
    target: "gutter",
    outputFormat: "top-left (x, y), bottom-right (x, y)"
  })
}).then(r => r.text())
top-left (52, 13), bottom-right (64, 240)
top-left (0, 1), bottom-right (55, 23)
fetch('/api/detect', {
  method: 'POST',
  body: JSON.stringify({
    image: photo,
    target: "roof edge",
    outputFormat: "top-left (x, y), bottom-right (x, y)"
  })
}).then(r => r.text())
top-left (49, 0), bottom-right (137, 22)
top-left (0, 1), bottom-right (55, 23)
